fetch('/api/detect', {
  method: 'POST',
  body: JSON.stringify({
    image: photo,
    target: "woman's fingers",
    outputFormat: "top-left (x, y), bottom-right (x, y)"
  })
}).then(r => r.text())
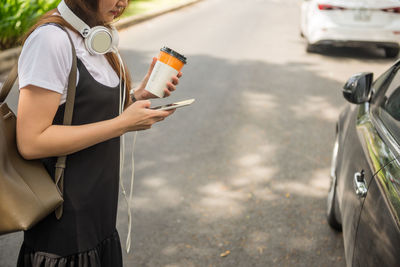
top-left (163, 84), bottom-right (172, 97)
top-left (163, 81), bottom-right (176, 97)
top-left (133, 100), bottom-right (151, 108)
top-left (171, 76), bottom-right (179, 85)
top-left (168, 82), bottom-right (176, 91)
top-left (163, 90), bottom-right (171, 97)
top-left (122, 101), bottom-right (175, 132)
top-left (160, 73), bottom-right (182, 98)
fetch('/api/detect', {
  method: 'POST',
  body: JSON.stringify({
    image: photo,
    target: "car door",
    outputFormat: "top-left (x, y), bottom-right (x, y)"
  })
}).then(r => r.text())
top-left (352, 67), bottom-right (400, 267)
top-left (335, 64), bottom-right (399, 266)
top-left (336, 103), bottom-right (383, 266)
top-left (353, 159), bottom-right (400, 267)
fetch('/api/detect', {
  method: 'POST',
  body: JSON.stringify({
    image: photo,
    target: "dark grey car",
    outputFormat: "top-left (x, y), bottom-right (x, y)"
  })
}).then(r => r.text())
top-left (328, 60), bottom-right (400, 267)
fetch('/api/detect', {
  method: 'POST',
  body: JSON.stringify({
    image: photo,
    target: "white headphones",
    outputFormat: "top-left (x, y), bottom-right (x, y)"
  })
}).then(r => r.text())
top-left (58, 0), bottom-right (119, 55)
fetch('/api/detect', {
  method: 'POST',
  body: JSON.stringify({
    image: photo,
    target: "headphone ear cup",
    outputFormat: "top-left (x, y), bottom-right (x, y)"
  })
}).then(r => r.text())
top-left (85, 26), bottom-right (114, 55)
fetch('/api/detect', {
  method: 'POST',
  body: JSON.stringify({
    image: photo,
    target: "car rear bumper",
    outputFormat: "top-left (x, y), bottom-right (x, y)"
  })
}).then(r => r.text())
top-left (314, 39), bottom-right (399, 49)
top-left (308, 25), bottom-right (400, 48)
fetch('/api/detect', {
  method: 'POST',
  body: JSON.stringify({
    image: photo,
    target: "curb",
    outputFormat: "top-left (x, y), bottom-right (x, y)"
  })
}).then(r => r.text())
top-left (0, 0), bottom-right (203, 75)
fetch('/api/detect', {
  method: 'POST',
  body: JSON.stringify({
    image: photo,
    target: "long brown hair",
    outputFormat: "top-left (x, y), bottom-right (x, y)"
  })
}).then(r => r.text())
top-left (23, 0), bottom-right (132, 106)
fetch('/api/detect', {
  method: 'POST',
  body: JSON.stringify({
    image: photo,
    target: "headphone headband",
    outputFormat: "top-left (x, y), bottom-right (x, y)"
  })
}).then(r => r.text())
top-left (58, 0), bottom-right (91, 38)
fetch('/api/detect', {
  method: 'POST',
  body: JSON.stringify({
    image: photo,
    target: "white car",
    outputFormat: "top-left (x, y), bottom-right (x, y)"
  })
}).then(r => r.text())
top-left (300, 0), bottom-right (400, 57)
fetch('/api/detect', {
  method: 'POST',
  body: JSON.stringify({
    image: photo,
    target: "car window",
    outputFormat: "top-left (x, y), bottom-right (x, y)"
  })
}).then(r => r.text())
top-left (376, 67), bottom-right (400, 142)
top-left (371, 66), bottom-right (396, 104)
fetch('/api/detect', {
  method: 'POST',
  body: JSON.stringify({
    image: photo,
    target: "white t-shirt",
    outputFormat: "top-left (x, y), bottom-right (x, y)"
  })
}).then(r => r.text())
top-left (18, 24), bottom-right (120, 105)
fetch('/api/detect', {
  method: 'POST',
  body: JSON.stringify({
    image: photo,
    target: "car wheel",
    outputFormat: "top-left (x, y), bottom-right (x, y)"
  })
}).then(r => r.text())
top-left (306, 43), bottom-right (318, 53)
top-left (327, 133), bottom-right (342, 231)
top-left (384, 47), bottom-right (399, 58)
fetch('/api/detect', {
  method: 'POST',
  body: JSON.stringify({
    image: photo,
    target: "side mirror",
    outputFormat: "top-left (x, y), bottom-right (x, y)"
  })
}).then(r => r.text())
top-left (343, 72), bottom-right (373, 104)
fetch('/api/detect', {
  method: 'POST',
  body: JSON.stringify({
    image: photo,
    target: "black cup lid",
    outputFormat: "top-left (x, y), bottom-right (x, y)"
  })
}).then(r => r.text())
top-left (160, 46), bottom-right (187, 64)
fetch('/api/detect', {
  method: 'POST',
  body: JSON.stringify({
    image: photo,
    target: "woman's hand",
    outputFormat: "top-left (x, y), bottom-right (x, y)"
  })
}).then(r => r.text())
top-left (133, 57), bottom-right (182, 100)
top-left (119, 100), bottom-right (175, 132)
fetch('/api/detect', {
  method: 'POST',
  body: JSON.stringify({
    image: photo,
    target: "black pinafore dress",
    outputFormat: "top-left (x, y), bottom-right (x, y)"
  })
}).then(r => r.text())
top-left (17, 57), bottom-right (123, 267)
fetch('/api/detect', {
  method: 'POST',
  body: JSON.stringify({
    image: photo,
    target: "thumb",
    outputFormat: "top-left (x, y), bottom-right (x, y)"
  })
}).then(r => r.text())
top-left (136, 100), bottom-right (151, 108)
top-left (147, 57), bottom-right (157, 75)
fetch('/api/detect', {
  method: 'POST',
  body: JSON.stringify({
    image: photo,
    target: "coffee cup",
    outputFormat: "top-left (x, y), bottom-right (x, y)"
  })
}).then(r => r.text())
top-left (145, 46), bottom-right (187, 98)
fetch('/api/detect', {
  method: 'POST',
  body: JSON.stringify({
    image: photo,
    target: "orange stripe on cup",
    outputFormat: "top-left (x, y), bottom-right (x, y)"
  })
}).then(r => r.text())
top-left (158, 47), bottom-right (187, 71)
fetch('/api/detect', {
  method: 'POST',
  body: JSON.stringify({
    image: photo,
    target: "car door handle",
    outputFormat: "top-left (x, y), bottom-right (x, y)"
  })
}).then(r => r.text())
top-left (354, 171), bottom-right (368, 198)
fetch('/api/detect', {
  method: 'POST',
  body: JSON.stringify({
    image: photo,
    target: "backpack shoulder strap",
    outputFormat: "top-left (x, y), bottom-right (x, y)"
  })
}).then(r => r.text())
top-left (0, 64), bottom-right (18, 103)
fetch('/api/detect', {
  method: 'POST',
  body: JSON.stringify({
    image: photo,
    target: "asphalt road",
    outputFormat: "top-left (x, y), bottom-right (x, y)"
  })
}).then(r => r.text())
top-left (0, 0), bottom-right (397, 266)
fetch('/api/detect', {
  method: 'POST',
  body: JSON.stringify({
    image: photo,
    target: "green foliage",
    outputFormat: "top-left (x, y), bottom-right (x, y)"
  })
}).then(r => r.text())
top-left (0, 0), bottom-right (59, 50)
top-left (0, 0), bottom-right (185, 50)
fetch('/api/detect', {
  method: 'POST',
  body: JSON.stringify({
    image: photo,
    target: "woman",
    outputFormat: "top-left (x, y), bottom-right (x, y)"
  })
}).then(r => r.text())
top-left (16, 0), bottom-right (181, 265)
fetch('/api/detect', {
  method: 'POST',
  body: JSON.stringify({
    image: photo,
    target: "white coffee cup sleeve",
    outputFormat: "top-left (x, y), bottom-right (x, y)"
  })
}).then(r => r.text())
top-left (144, 60), bottom-right (178, 98)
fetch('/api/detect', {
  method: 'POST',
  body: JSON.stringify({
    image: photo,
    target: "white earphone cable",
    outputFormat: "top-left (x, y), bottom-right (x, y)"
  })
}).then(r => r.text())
top-left (125, 130), bottom-right (137, 253)
top-left (115, 49), bottom-right (136, 253)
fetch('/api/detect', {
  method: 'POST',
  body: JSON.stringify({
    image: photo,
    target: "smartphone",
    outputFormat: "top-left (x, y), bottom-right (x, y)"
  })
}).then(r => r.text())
top-left (150, 99), bottom-right (195, 111)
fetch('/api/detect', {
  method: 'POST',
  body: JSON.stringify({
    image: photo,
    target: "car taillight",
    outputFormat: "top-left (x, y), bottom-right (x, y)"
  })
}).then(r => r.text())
top-left (382, 7), bottom-right (400, 13)
top-left (318, 4), bottom-right (346, 10)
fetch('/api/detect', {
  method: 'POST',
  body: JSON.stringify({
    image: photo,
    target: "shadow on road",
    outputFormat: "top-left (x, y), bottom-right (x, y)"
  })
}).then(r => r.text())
top-left (117, 49), bottom-right (347, 267)
top-left (306, 45), bottom-right (397, 62)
